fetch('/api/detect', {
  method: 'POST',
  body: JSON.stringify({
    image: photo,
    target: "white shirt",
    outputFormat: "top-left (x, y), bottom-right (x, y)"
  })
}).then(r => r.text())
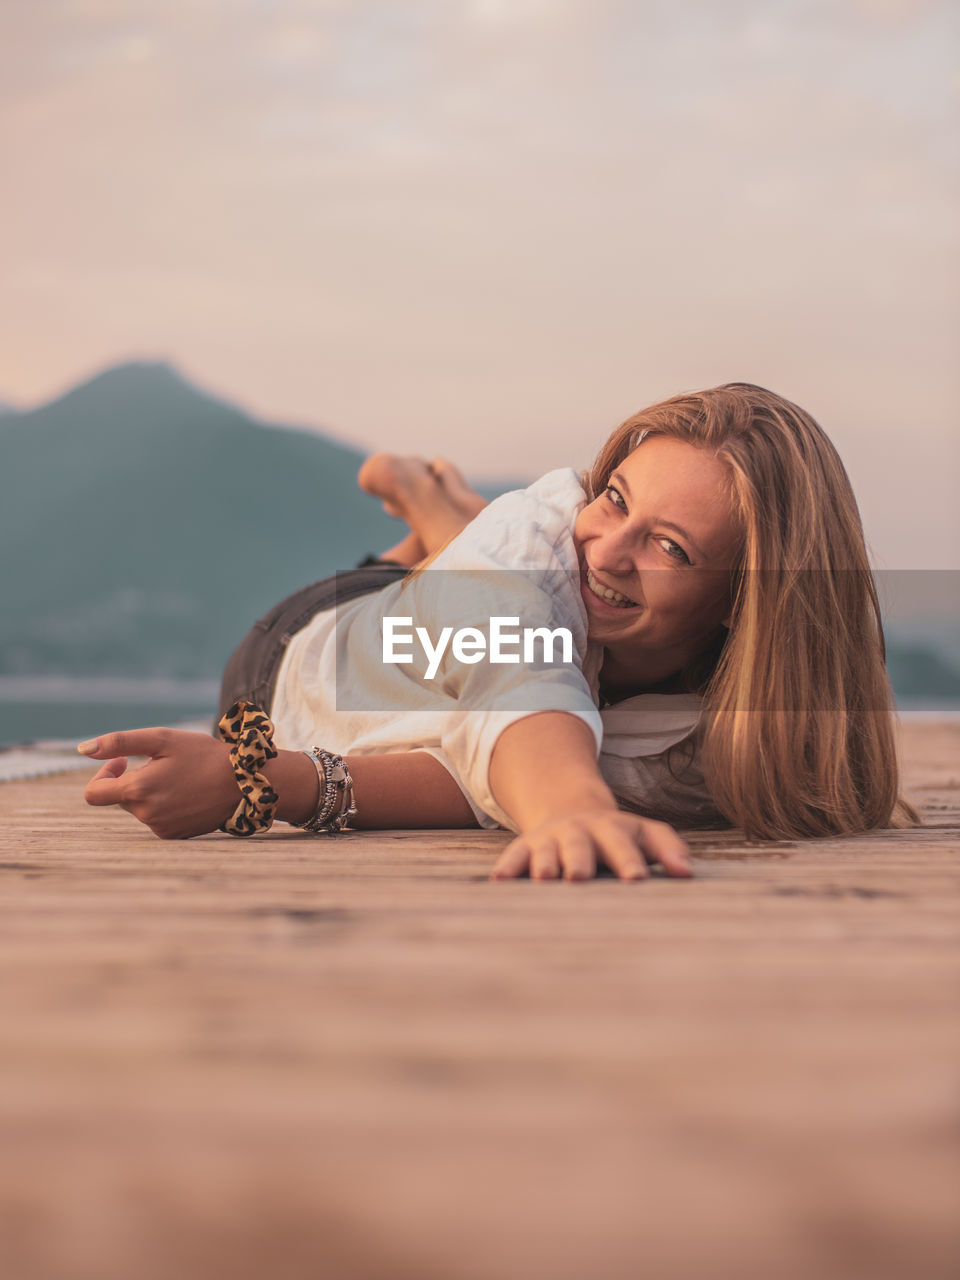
top-left (271, 468), bottom-right (714, 830)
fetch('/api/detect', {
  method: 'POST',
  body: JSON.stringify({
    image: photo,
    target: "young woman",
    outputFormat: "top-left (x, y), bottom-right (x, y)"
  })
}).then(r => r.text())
top-left (80, 383), bottom-right (918, 879)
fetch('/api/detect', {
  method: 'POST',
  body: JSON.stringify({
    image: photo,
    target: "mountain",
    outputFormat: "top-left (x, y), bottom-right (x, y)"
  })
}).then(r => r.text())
top-left (0, 362), bottom-right (521, 679)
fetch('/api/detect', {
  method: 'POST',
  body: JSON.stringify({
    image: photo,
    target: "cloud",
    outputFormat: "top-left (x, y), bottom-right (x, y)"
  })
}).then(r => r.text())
top-left (0, 0), bottom-right (956, 566)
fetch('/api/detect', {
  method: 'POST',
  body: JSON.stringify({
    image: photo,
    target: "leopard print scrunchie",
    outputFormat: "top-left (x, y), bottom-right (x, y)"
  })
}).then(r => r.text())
top-left (217, 700), bottom-right (280, 836)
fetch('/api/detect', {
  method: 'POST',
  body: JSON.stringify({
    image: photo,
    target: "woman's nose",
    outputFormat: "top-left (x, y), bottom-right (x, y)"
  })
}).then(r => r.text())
top-left (590, 526), bottom-right (636, 575)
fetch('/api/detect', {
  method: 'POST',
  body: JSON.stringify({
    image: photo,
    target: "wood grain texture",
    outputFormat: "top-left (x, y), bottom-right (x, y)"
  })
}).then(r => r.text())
top-left (0, 721), bottom-right (957, 1280)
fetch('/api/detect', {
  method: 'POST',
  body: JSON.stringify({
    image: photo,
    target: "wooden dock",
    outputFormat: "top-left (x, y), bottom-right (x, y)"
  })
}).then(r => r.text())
top-left (0, 720), bottom-right (957, 1280)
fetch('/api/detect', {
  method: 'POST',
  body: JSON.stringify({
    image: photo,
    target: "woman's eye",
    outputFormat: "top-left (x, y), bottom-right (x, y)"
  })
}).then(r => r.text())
top-left (658, 538), bottom-right (690, 564)
top-left (603, 487), bottom-right (690, 562)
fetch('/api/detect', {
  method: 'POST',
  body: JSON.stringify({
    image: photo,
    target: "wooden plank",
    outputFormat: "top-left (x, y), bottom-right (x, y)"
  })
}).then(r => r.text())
top-left (0, 721), bottom-right (958, 1280)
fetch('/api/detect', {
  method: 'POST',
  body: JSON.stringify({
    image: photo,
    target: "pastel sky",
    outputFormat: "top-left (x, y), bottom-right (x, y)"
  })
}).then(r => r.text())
top-left (3, 0), bottom-right (958, 568)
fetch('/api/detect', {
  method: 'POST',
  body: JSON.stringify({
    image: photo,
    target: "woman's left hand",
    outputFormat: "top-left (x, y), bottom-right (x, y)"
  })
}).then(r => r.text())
top-left (490, 809), bottom-right (693, 882)
top-left (80, 728), bottom-right (239, 839)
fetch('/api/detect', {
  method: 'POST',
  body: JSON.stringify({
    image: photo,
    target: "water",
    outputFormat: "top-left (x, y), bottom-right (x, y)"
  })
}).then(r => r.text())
top-left (0, 677), bottom-right (220, 748)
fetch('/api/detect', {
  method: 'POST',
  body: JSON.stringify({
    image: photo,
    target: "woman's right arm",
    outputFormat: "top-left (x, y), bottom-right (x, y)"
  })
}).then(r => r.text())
top-left (81, 729), bottom-right (479, 837)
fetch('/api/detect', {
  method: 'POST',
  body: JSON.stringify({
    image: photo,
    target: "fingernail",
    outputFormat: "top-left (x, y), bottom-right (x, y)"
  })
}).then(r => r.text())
top-left (77, 739), bottom-right (99, 756)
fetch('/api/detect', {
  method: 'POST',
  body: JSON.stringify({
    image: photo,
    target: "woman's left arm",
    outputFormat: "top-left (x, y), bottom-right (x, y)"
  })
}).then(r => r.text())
top-left (81, 729), bottom-right (478, 838)
top-left (486, 711), bottom-right (693, 881)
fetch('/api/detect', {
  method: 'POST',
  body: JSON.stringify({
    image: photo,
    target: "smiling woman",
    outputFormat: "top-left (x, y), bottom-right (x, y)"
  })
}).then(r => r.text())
top-left (578, 384), bottom-right (920, 840)
top-left (575, 436), bottom-right (742, 696)
top-left (80, 383), bottom-right (919, 875)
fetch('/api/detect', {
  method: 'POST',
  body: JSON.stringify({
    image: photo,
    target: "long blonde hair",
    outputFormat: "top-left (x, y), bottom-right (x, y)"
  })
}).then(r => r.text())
top-left (585, 383), bottom-right (919, 839)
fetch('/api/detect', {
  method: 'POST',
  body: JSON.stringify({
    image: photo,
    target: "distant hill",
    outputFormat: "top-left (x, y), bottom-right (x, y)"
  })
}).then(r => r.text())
top-left (0, 362), bottom-right (523, 679)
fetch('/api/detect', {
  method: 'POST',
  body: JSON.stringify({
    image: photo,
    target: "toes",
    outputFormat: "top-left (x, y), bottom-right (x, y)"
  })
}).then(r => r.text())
top-left (428, 458), bottom-right (488, 516)
top-left (358, 454), bottom-right (433, 506)
top-left (429, 457), bottom-right (469, 492)
top-left (357, 452), bottom-right (402, 497)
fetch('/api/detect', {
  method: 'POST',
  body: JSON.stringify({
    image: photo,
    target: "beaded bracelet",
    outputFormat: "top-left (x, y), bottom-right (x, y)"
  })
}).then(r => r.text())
top-left (216, 700), bottom-right (280, 837)
top-left (294, 747), bottom-right (358, 834)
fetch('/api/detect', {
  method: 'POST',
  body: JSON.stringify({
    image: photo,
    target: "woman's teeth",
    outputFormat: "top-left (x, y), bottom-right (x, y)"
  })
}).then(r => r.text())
top-left (586, 568), bottom-right (637, 608)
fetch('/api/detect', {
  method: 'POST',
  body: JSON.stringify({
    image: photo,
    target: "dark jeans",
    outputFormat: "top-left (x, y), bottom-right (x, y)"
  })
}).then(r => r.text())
top-left (216, 564), bottom-right (409, 729)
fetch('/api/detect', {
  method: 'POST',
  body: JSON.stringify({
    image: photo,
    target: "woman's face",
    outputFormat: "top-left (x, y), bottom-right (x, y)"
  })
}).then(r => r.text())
top-left (573, 435), bottom-right (743, 688)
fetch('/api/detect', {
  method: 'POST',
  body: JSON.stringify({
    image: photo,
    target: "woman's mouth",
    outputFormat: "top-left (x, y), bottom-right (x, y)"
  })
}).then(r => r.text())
top-left (584, 567), bottom-right (639, 610)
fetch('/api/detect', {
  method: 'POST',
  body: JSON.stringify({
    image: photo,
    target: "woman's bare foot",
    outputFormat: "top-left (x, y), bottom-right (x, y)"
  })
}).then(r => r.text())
top-left (357, 453), bottom-right (489, 557)
top-left (426, 458), bottom-right (489, 522)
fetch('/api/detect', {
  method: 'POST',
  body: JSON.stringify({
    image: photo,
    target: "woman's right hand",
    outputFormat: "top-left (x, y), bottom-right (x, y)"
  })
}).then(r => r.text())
top-left (80, 728), bottom-right (241, 839)
top-left (80, 727), bottom-right (324, 838)
top-left (490, 809), bottom-right (693, 882)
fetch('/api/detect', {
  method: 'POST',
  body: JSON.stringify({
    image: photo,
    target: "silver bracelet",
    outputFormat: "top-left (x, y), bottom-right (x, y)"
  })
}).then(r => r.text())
top-left (294, 747), bottom-right (358, 833)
